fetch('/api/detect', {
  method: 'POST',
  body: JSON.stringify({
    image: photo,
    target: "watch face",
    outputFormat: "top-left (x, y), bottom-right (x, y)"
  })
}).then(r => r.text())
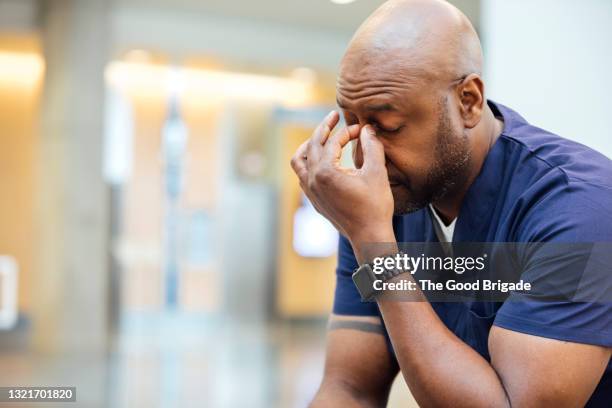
top-left (352, 264), bottom-right (378, 301)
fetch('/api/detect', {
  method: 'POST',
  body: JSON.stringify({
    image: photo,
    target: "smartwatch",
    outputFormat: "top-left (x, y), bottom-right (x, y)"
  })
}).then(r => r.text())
top-left (352, 257), bottom-right (405, 301)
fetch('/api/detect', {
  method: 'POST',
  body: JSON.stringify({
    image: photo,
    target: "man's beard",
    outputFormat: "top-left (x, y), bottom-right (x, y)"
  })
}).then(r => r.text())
top-left (393, 100), bottom-right (472, 215)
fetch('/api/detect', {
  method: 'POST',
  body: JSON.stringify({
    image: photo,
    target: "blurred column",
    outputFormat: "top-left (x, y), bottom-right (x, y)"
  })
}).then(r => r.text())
top-left (34, 0), bottom-right (110, 352)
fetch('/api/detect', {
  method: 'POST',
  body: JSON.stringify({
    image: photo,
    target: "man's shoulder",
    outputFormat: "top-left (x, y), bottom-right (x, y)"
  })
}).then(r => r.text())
top-left (496, 102), bottom-right (612, 189)
top-left (492, 102), bottom-right (612, 241)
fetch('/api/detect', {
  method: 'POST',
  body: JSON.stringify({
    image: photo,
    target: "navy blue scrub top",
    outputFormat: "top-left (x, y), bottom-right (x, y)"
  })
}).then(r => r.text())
top-left (333, 101), bottom-right (612, 407)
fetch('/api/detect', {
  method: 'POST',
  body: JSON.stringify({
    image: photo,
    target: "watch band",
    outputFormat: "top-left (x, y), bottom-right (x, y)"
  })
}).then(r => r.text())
top-left (351, 253), bottom-right (406, 301)
top-left (352, 263), bottom-right (378, 301)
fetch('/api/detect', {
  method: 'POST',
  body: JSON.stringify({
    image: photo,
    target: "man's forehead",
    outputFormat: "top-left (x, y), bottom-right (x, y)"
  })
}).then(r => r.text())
top-left (337, 59), bottom-right (428, 96)
top-left (339, 49), bottom-right (407, 79)
top-left (335, 72), bottom-right (420, 114)
top-left (335, 95), bottom-right (399, 113)
top-left (335, 58), bottom-right (441, 116)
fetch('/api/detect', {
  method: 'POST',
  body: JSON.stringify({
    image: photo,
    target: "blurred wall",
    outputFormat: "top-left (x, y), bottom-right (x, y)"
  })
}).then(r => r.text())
top-left (111, 4), bottom-right (352, 72)
top-left (0, 35), bottom-right (42, 314)
top-left (483, 0), bottom-right (612, 158)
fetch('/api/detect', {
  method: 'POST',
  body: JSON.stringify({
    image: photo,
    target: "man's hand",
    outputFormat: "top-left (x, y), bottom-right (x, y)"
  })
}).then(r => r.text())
top-left (290, 111), bottom-right (395, 248)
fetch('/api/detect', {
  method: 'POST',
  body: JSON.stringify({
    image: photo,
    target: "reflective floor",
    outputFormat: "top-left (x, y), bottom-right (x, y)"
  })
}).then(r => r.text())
top-left (0, 312), bottom-right (416, 407)
top-left (109, 313), bottom-right (329, 408)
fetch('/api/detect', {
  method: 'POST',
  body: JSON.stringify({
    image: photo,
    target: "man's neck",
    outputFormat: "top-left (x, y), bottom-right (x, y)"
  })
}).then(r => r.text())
top-left (431, 105), bottom-right (504, 224)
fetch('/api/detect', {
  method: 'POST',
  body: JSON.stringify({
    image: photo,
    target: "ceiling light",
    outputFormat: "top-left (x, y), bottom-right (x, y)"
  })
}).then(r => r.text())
top-left (0, 51), bottom-right (44, 87)
top-left (124, 49), bottom-right (151, 63)
top-left (105, 62), bottom-right (314, 106)
top-left (331, 0), bottom-right (356, 4)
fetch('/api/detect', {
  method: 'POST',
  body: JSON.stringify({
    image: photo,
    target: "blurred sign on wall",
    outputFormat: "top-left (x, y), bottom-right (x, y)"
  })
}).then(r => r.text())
top-left (293, 194), bottom-right (338, 258)
top-left (0, 255), bottom-right (18, 330)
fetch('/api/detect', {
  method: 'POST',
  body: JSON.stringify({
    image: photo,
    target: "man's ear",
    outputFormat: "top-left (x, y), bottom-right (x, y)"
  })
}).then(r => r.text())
top-left (457, 73), bottom-right (485, 129)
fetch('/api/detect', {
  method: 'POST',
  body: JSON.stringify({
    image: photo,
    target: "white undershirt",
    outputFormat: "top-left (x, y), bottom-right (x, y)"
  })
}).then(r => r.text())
top-left (429, 204), bottom-right (457, 243)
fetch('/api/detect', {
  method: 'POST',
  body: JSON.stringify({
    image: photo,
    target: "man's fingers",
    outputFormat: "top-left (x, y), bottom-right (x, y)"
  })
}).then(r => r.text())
top-left (314, 110), bottom-right (340, 145)
top-left (323, 124), bottom-right (361, 162)
top-left (295, 140), bottom-right (309, 163)
top-left (307, 111), bottom-right (339, 163)
top-left (360, 125), bottom-right (387, 172)
top-left (290, 141), bottom-right (309, 183)
top-left (352, 138), bottom-right (364, 169)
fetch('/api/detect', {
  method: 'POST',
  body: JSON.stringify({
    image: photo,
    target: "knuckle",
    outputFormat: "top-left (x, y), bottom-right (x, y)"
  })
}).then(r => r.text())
top-left (307, 177), bottom-right (317, 192)
top-left (314, 167), bottom-right (333, 185)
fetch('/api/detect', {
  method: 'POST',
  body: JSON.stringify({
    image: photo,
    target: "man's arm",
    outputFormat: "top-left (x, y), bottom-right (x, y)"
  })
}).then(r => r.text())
top-left (311, 314), bottom-right (399, 407)
top-left (376, 293), bottom-right (611, 407)
top-left (490, 326), bottom-right (611, 407)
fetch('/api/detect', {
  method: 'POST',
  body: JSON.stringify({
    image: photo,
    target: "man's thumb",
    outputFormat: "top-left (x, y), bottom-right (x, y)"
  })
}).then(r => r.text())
top-left (360, 125), bottom-right (385, 170)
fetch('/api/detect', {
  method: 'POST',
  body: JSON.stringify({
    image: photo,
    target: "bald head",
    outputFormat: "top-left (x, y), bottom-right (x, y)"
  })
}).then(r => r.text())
top-left (341, 0), bottom-right (482, 84)
top-left (336, 0), bottom-right (497, 216)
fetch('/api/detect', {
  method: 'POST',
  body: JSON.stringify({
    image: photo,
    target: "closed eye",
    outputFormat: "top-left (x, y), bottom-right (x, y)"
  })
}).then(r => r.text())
top-left (373, 123), bottom-right (404, 134)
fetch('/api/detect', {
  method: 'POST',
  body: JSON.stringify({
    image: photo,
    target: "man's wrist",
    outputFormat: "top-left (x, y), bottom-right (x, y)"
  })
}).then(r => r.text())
top-left (349, 225), bottom-right (397, 265)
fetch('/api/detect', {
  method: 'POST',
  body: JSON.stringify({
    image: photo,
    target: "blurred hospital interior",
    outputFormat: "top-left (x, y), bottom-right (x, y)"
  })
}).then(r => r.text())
top-left (0, 0), bottom-right (610, 407)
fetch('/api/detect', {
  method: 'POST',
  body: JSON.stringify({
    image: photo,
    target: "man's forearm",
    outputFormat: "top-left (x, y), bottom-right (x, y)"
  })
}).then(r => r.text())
top-left (352, 236), bottom-right (510, 407)
top-left (377, 297), bottom-right (510, 407)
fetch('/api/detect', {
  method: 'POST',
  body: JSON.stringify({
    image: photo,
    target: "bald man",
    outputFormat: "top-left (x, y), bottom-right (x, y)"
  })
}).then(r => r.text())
top-left (290, 0), bottom-right (612, 406)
